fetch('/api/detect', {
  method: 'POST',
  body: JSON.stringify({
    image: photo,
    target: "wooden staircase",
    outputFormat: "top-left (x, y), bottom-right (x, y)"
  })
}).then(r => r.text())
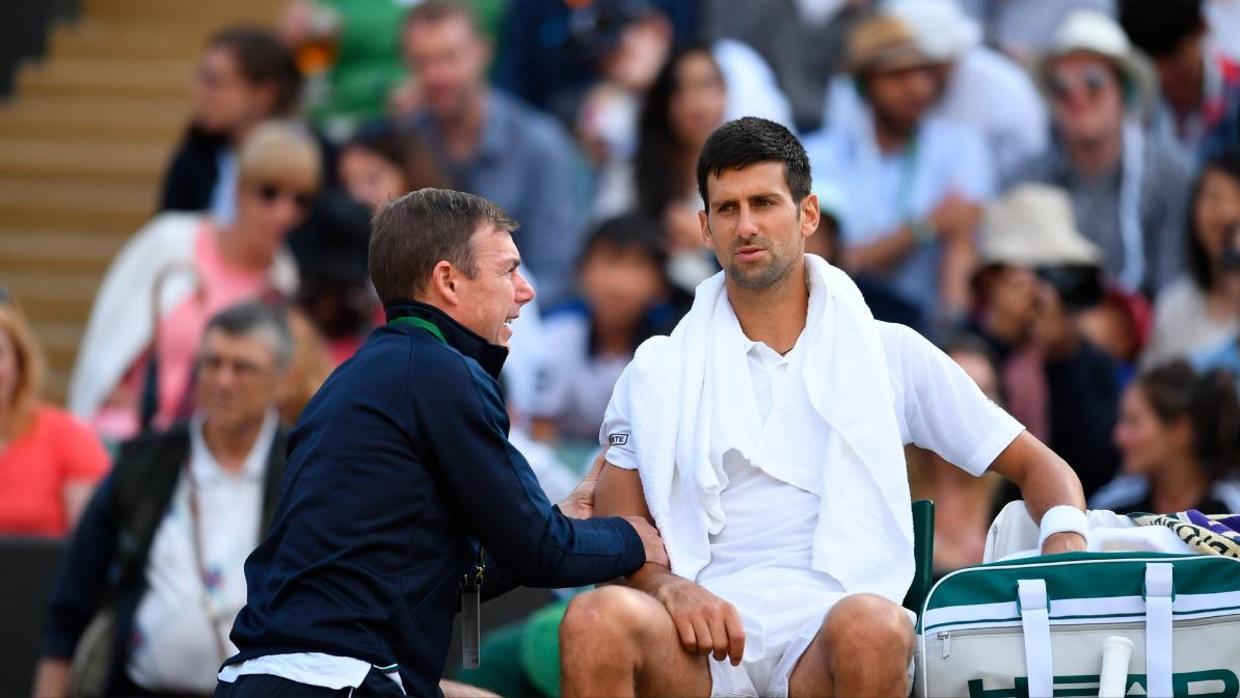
top-left (0, 0), bottom-right (279, 404)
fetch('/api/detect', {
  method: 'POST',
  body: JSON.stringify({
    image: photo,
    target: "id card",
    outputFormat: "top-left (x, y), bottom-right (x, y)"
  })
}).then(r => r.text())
top-left (461, 587), bottom-right (480, 669)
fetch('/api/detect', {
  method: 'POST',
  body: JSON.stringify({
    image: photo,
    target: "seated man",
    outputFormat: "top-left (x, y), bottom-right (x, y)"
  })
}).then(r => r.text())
top-left (560, 117), bottom-right (1089, 697)
top-left (35, 302), bottom-right (293, 696)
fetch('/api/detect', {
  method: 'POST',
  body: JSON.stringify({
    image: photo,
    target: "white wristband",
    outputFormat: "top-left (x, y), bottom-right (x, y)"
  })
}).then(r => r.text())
top-left (1038, 505), bottom-right (1089, 549)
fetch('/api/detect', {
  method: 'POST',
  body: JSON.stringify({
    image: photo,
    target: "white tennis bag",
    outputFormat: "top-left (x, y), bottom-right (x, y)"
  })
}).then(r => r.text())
top-left (913, 552), bottom-right (1240, 697)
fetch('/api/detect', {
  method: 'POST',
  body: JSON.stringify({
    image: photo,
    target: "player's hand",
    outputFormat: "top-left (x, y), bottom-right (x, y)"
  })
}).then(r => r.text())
top-left (653, 577), bottom-right (745, 665)
top-left (1042, 531), bottom-right (1087, 555)
top-left (623, 516), bottom-right (669, 568)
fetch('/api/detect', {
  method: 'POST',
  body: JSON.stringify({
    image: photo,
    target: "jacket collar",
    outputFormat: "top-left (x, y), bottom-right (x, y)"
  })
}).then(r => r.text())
top-left (385, 300), bottom-right (508, 378)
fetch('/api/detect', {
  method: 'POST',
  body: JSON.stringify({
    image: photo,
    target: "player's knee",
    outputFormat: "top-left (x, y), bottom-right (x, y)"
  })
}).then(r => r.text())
top-left (825, 594), bottom-right (914, 658)
top-left (561, 586), bottom-right (646, 647)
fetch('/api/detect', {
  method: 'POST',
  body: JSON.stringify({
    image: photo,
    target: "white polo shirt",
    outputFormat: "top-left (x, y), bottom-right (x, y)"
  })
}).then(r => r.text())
top-left (125, 410), bottom-right (276, 694)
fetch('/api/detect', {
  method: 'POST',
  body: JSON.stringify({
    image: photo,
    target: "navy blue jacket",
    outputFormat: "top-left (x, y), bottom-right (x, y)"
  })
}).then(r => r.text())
top-left (225, 301), bottom-right (645, 696)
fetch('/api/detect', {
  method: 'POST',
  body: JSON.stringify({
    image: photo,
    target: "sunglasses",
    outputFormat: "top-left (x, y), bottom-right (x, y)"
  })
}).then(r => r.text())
top-left (1048, 64), bottom-right (1116, 103)
top-left (254, 183), bottom-right (315, 211)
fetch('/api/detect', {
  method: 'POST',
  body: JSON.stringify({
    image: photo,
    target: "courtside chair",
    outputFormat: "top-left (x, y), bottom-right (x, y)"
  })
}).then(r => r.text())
top-left (903, 499), bottom-right (936, 614)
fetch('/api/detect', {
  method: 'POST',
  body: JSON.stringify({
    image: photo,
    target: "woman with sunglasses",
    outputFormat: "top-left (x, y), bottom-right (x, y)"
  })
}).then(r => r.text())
top-left (68, 121), bottom-right (321, 443)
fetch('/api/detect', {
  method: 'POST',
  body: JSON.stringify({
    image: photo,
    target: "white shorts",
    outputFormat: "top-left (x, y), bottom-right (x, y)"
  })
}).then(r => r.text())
top-left (702, 581), bottom-right (916, 698)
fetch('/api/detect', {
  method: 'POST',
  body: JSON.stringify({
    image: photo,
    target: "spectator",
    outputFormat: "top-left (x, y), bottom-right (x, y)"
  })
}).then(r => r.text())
top-left (529, 214), bottom-right (677, 444)
top-left (970, 183), bottom-right (1124, 498)
top-left (401, 0), bottom-right (586, 305)
top-left (338, 127), bottom-right (446, 213)
top-left (33, 303), bottom-right (293, 697)
top-left (0, 298), bottom-right (108, 538)
top-left (885, 0), bottom-right (1049, 181)
top-left (1193, 221), bottom-right (1240, 379)
top-left (160, 26), bottom-right (307, 223)
top-left (701, 0), bottom-right (874, 133)
top-left (1143, 151), bottom-right (1240, 365)
top-left (1092, 361), bottom-right (1240, 513)
top-left (1010, 9), bottom-right (1192, 295)
top-left (493, 0), bottom-right (698, 123)
top-left (808, 13), bottom-right (994, 331)
top-left (597, 44), bottom-right (727, 293)
top-left (1120, 0), bottom-right (1240, 161)
top-left (69, 122), bottom-right (318, 442)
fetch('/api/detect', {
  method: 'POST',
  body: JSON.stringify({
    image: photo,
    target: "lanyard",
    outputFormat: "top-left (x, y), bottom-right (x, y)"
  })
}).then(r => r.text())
top-left (389, 315), bottom-right (446, 343)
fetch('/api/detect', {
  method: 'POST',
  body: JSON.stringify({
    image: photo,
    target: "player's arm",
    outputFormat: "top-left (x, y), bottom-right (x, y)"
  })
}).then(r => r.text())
top-left (988, 432), bottom-right (1087, 554)
top-left (596, 463), bottom-right (745, 665)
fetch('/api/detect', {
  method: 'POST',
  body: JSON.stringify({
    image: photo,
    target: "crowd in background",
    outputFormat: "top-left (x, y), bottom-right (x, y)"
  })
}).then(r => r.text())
top-left (4, 0), bottom-right (1240, 692)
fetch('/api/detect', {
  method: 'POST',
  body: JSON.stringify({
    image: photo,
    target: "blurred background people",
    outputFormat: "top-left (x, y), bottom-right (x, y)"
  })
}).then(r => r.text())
top-left (1143, 150), bottom-right (1240, 365)
top-left (529, 214), bottom-right (678, 446)
top-left (1009, 9), bottom-right (1192, 295)
top-left (969, 184), bottom-right (1124, 498)
top-left (35, 303), bottom-right (293, 698)
top-left (884, 0), bottom-right (1048, 181)
top-left (809, 13), bottom-right (993, 332)
top-left (0, 297), bottom-right (109, 538)
top-left (400, 0), bottom-right (585, 305)
top-left (1119, 0), bottom-right (1240, 162)
top-left (1092, 360), bottom-right (1240, 514)
top-left (1192, 220), bottom-right (1240, 380)
top-left (68, 122), bottom-right (318, 442)
top-left (596, 43), bottom-right (726, 293)
top-left (160, 26), bottom-right (309, 223)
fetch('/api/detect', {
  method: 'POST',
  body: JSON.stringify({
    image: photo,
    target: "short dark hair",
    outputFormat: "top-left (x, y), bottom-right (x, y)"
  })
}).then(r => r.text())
top-left (579, 213), bottom-right (668, 271)
top-left (208, 26), bottom-right (302, 116)
top-left (696, 117), bottom-right (812, 207)
top-left (405, 0), bottom-right (481, 34)
top-left (204, 301), bottom-right (294, 369)
top-left (1119, 0), bottom-right (1205, 58)
top-left (368, 188), bottom-right (518, 305)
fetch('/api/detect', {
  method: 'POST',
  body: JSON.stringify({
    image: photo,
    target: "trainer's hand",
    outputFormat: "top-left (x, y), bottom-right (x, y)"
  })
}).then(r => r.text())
top-left (623, 516), bottom-right (669, 568)
top-left (558, 452), bottom-right (608, 520)
top-left (653, 577), bottom-right (746, 666)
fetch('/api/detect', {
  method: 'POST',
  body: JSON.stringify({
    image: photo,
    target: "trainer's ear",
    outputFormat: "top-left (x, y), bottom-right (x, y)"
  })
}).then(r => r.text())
top-left (427, 260), bottom-right (460, 306)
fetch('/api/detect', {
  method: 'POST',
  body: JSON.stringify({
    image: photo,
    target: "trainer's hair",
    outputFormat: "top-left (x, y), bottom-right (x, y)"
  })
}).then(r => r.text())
top-left (203, 301), bottom-right (295, 370)
top-left (696, 116), bottom-right (812, 207)
top-left (368, 188), bottom-right (518, 305)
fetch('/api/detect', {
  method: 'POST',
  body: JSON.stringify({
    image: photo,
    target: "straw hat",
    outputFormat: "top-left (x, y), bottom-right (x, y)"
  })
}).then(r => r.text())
top-left (1032, 8), bottom-right (1158, 112)
top-left (846, 14), bottom-right (941, 76)
top-left (885, 0), bottom-right (983, 62)
top-left (980, 184), bottom-right (1103, 268)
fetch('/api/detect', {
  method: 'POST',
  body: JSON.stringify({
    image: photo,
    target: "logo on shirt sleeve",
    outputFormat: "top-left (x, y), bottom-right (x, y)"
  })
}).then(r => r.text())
top-left (608, 433), bottom-right (629, 447)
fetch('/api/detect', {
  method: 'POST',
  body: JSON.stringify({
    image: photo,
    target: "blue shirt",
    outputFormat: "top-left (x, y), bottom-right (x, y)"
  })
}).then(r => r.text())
top-left (410, 91), bottom-right (585, 305)
top-left (224, 301), bottom-right (645, 697)
top-left (1193, 333), bottom-right (1240, 389)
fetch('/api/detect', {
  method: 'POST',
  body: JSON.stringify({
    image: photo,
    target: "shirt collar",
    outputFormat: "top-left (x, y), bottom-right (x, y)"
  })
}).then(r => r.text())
top-left (728, 265), bottom-right (826, 361)
top-left (384, 299), bottom-right (509, 379)
top-left (410, 89), bottom-right (508, 167)
top-left (189, 408), bottom-right (278, 484)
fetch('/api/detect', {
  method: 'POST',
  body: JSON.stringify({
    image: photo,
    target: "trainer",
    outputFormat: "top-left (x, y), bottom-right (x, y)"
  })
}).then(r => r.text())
top-left (215, 189), bottom-right (666, 697)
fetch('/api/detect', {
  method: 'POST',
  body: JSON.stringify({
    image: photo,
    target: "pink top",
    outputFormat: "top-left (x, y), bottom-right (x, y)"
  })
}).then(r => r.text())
top-left (95, 223), bottom-right (280, 439)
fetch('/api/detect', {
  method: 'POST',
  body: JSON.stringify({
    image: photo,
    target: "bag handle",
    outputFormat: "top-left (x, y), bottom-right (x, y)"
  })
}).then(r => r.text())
top-left (1144, 563), bottom-right (1174, 697)
top-left (1018, 578), bottom-right (1054, 698)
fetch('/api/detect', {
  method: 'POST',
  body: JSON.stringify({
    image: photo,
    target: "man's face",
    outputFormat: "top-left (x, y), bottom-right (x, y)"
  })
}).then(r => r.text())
top-left (452, 226), bottom-right (535, 346)
top-left (700, 161), bottom-right (818, 291)
top-left (192, 47), bottom-right (271, 136)
top-left (985, 266), bottom-right (1039, 337)
top-left (1152, 31), bottom-right (1204, 97)
top-left (403, 16), bottom-right (488, 122)
top-left (865, 65), bottom-right (939, 136)
top-left (1047, 53), bottom-right (1125, 146)
top-left (196, 328), bottom-right (284, 434)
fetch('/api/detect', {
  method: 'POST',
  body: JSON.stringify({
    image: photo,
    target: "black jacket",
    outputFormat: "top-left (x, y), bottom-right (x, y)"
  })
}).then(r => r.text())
top-left (225, 301), bottom-right (645, 697)
top-left (42, 423), bottom-right (287, 693)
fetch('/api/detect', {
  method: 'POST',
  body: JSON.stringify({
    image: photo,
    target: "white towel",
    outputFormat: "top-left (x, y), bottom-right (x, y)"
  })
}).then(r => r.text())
top-left (616, 254), bottom-right (915, 603)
